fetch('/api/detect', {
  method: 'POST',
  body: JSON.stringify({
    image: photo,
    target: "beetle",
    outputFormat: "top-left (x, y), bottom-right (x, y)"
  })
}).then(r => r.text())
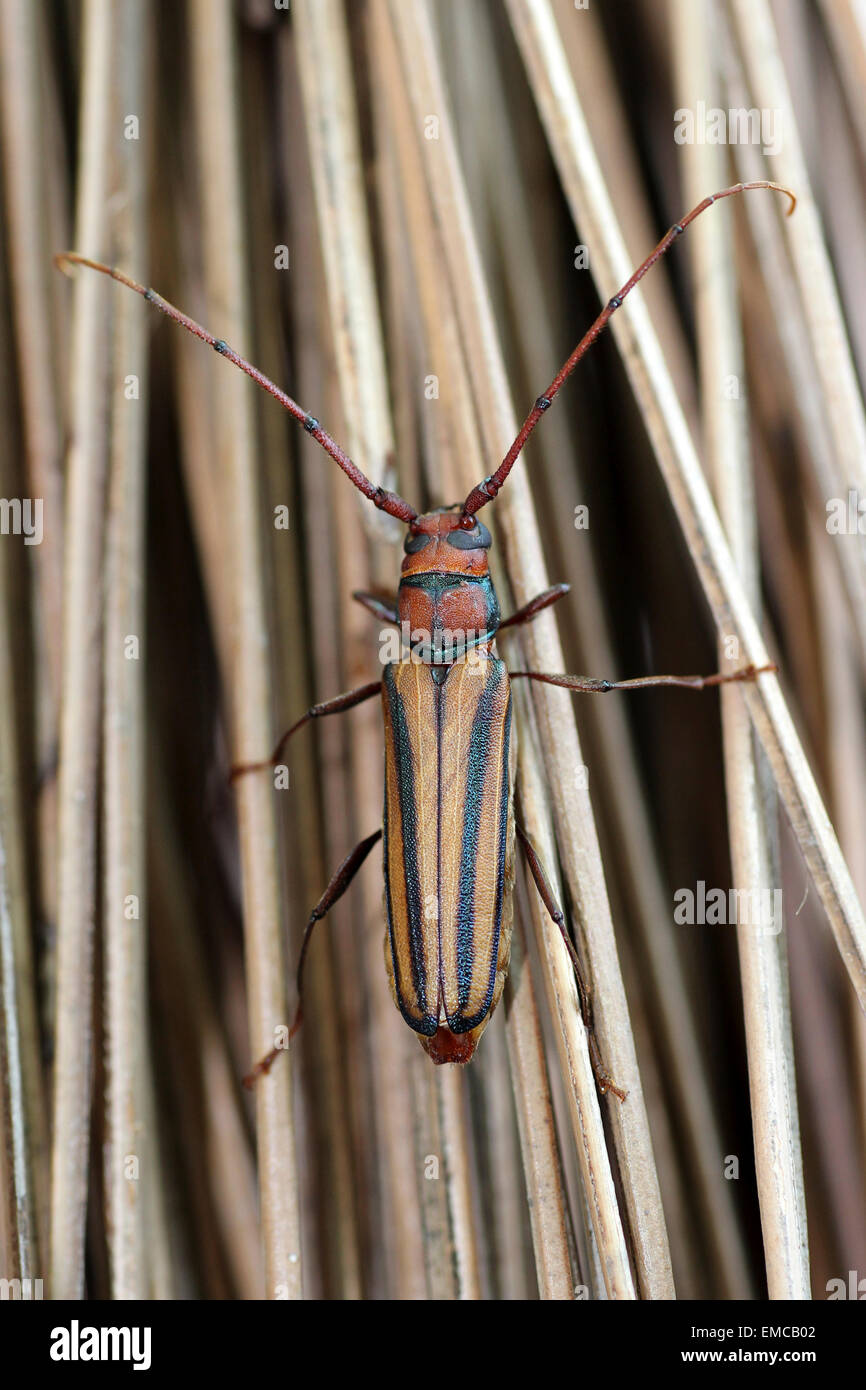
top-left (58, 178), bottom-right (794, 1097)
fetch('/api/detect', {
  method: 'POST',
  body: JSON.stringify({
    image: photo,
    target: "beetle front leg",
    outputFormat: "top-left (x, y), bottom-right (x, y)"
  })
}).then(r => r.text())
top-left (499, 583), bottom-right (570, 631)
top-left (515, 821), bottom-right (626, 1103)
top-left (353, 590), bottom-right (399, 625)
top-left (230, 679), bottom-right (382, 780)
top-left (243, 829), bottom-right (383, 1088)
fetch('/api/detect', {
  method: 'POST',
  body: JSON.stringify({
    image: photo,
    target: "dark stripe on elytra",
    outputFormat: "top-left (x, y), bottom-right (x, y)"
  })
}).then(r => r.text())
top-left (449, 663), bottom-right (511, 1033)
top-left (383, 666), bottom-right (437, 1035)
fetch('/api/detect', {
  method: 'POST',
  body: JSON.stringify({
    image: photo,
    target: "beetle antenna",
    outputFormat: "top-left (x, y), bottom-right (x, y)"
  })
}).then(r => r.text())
top-left (461, 180), bottom-right (796, 517)
top-left (54, 252), bottom-right (418, 524)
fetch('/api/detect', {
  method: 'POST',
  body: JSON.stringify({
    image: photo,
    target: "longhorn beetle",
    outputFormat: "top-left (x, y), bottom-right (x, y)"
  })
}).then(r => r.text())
top-left (58, 179), bottom-right (794, 1099)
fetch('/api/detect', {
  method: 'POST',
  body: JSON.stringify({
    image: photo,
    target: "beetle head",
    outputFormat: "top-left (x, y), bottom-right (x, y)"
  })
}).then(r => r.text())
top-left (400, 506), bottom-right (492, 579)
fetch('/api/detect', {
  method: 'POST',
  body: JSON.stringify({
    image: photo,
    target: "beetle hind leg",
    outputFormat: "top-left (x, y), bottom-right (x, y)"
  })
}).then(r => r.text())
top-left (243, 829), bottom-right (383, 1088)
top-left (516, 820), bottom-right (627, 1102)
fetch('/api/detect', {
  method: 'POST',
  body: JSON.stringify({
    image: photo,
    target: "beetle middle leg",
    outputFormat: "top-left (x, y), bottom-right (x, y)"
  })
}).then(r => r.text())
top-left (510, 663), bottom-right (776, 694)
top-left (230, 679), bottom-right (382, 779)
top-left (243, 829), bottom-right (383, 1088)
top-left (515, 821), bottom-right (627, 1103)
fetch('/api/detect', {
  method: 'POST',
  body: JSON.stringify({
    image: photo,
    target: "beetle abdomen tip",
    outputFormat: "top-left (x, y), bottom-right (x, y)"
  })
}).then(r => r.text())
top-left (423, 1026), bottom-right (477, 1065)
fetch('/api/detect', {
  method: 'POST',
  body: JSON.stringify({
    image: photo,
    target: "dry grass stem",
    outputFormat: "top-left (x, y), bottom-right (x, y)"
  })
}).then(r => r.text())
top-left (672, 0), bottom-right (809, 1300)
top-left (730, 0), bottom-right (866, 508)
top-left (102, 0), bottom-right (153, 1299)
top-left (189, 0), bottom-right (300, 1296)
top-left (0, 0), bottom-right (64, 701)
top-left (50, 0), bottom-right (114, 1299)
top-left (0, 480), bottom-right (46, 1283)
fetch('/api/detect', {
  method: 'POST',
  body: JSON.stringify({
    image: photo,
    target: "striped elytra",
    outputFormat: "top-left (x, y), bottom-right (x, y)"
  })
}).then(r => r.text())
top-left (382, 651), bottom-right (516, 1065)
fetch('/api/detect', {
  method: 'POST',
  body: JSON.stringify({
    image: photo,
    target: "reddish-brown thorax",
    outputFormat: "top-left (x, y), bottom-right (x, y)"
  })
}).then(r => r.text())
top-left (397, 510), bottom-right (497, 655)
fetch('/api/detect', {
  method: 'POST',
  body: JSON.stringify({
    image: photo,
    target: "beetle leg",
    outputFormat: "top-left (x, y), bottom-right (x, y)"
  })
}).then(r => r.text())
top-left (515, 820), bottom-right (627, 1103)
top-left (353, 590), bottom-right (399, 625)
top-left (230, 679), bottom-right (382, 780)
top-left (498, 583), bottom-right (570, 631)
top-left (510, 662), bottom-right (776, 693)
top-left (243, 829), bottom-right (383, 1088)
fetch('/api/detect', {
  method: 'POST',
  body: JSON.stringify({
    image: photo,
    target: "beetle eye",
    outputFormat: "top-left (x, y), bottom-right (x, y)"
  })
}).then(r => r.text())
top-left (404, 531), bottom-right (432, 554)
top-left (445, 519), bottom-right (492, 550)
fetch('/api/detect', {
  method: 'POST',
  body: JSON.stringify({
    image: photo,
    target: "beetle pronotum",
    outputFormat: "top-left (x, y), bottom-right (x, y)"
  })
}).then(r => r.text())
top-left (58, 178), bottom-right (794, 1099)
